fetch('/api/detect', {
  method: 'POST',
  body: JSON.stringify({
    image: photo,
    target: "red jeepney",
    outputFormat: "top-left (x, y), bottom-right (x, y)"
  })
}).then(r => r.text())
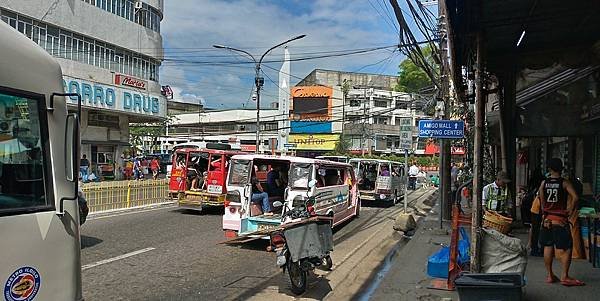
top-left (169, 148), bottom-right (244, 211)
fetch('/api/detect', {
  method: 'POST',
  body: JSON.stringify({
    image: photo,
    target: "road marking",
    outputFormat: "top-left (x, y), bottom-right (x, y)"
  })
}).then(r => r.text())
top-left (82, 247), bottom-right (155, 271)
top-left (88, 204), bottom-right (175, 221)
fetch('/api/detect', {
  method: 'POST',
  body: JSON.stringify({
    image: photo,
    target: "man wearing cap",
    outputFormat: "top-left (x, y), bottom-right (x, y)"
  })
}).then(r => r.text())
top-left (482, 170), bottom-right (512, 217)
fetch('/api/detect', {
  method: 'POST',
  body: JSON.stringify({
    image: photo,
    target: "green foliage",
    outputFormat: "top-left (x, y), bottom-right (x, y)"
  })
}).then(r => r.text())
top-left (394, 45), bottom-right (439, 93)
top-left (129, 114), bottom-right (177, 154)
top-left (330, 135), bottom-right (351, 155)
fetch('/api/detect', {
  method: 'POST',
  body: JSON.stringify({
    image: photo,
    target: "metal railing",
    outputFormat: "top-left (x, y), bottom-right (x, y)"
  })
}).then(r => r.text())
top-left (81, 179), bottom-right (170, 213)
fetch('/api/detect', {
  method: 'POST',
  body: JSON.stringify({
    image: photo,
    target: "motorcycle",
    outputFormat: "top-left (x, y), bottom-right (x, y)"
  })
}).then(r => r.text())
top-left (270, 180), bottom-right (334, 295)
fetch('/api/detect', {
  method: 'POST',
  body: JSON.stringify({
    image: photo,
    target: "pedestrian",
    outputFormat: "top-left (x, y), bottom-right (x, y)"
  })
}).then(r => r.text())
top-left (526, 168), bottom-right (545, 256)
top-left (537, 158), bottom-right (584, 286)
top-left (408, 162), bottom-right (419, 190)
top-left (251, 172), bottom-right (272, 216)
top-left (482, 170), bottom-right (512, 217)
top-left (151, 156), bottom-right (160, 180)
top-left (80, 154), bottom-right (90, 183)
top-left (450, 162), bottom-right (459, 203)
top-left (133, 157), bottom-right (142, 180)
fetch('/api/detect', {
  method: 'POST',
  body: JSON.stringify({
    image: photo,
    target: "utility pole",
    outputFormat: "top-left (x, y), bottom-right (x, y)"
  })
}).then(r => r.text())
top-left (361, 87), bottom-right (368, 156)
top-left (471, 32), bottom-right (485, 273)
top-left (438, 0), bottom-right (452, 223)
top-left (213, 35), bottom-right (306, 154)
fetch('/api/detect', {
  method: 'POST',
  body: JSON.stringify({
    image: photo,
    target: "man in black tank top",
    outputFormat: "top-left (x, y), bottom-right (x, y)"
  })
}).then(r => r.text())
top-left (537, 158), bottom-right (584, 286)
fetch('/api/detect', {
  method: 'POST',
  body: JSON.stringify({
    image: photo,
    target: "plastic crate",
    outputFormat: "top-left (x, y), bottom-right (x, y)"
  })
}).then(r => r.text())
top-left (455, 273), bottom-right (524, 301)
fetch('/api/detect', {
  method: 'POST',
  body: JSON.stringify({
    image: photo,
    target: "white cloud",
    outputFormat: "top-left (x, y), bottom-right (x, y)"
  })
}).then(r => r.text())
top-left (159, 0), bottom-right (403, 108)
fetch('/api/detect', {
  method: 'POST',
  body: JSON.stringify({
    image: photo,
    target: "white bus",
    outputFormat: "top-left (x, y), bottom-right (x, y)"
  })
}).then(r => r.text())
top-left (349, 158), bottom-right (405, 204)
top-left (0, 22), bottom-right (83, 300)
top-left (223, 155), bottom-right (359, 238)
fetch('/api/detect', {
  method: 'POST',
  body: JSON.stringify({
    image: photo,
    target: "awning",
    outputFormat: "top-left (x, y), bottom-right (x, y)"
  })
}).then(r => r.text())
top-left (516, 65), bottom-right (600, 106)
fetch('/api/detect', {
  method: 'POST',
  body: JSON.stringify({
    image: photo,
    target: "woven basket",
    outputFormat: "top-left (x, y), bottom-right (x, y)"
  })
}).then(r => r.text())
top-left (483, 211), bottom-right (513, 234)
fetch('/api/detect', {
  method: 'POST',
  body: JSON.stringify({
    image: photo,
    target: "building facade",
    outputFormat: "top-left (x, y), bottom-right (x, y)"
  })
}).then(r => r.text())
top-left (164, 109), bottom-right (279, 153)
top-left (292, 69), bottom-right (430, 156)
top-left (0, 0), bottom-right (167, 177)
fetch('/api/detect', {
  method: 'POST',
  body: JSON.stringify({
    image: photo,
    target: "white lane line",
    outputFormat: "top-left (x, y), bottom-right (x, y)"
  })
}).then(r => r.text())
top-left (82, 247), bottom-right (155, 271)
top-left (88, 204), bottom-right (175, 221)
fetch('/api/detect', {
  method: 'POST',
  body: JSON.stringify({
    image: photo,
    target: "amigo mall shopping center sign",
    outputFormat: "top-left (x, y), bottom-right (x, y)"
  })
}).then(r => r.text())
top-left (62, 76), bottom-right (166, 118)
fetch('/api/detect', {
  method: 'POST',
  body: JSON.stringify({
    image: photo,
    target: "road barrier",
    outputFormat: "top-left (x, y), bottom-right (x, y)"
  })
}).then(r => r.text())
top-left (82, 179), bottom-right (170, 213)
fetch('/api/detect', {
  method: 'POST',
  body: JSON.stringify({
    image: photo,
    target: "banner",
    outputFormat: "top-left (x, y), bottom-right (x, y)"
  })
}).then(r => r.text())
top-left (289, 134), bottom-right (339, 150)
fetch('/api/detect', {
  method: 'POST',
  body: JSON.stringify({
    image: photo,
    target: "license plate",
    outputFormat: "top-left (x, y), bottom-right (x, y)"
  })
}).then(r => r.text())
top-left (258, 224), bottom-right (277, 231)
top-left (207, 185), bottom-right (222, 194)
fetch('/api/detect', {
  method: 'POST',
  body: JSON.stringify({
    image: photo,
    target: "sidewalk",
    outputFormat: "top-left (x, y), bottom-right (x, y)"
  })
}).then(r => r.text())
top-left (369, 204), bottom-right (600, 301)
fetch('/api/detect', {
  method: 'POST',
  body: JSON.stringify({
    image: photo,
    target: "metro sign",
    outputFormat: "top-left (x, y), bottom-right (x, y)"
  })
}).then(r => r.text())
top-left (115, 74), bottom-right (147, 90)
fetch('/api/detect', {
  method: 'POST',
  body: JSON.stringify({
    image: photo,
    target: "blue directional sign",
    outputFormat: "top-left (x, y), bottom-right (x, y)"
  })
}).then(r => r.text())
top-left (418, 120), bottom-right (465, 139)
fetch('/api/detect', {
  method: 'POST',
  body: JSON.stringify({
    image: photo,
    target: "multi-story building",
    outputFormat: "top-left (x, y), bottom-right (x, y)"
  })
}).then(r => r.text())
top-left (0, 0), bottom-right (166, 176)
top-left (163, 109), bottom-right (280, 153)
top-left (293, 69), bottom-right (430, 155)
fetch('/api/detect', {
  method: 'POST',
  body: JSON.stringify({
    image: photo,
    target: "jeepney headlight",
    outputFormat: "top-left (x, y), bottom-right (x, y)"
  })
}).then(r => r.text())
top-left (380, 194), bottom-right (386, 200)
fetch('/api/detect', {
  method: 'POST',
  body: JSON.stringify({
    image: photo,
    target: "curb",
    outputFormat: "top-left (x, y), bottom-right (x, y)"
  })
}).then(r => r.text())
top-left (87, 200), bottom-right (176, 219)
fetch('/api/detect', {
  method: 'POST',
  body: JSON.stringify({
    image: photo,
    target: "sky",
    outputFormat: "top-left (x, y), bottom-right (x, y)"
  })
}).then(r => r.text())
top-left (159, 0), bottom-right (436, 109)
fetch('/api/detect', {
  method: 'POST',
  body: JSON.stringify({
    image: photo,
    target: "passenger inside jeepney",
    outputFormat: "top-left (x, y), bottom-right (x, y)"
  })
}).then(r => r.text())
top-left (380, 165), bottom-right (390, 176)
top-left (187, 154), bottom-right (208, 191)
top-left (358, 162), bottom-right (377, 190)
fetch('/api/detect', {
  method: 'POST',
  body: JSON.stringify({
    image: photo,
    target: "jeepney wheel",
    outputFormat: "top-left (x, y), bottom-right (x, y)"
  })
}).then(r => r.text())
top-left (287, 260), bottom-right (307, 295)
top-left (322, 255), bottom-right (333, 271)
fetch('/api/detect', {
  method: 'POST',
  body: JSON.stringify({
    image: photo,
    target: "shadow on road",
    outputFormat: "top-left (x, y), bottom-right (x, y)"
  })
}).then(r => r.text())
top-left (171, 206), bottom-right (225, 216)
top-left (81, 235), bottom-right (103, 249)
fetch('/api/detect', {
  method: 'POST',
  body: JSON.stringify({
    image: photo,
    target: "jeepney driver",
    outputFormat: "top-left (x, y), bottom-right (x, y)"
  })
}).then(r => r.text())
top-left (482, 170), bottom-right (512, 217)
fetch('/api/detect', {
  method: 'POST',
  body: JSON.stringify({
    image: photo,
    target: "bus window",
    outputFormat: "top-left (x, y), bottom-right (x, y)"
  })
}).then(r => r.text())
top-left (228, 159), bottom-right (250, 186)
top-left (290, 163), bottom-right (310, 189)
top-left (0, 91), bottom-right (48, 211)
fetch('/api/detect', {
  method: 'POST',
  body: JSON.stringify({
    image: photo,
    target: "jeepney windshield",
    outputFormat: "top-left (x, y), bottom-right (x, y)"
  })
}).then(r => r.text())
top-left (228, 159), bottom-right (250, 186)
top-left (290, 163), bottom-right (311, 189)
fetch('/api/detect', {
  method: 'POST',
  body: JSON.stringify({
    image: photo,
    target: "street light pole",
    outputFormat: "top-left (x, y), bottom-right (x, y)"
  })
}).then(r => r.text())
top-left (214, 35), bottom-right (306, 153)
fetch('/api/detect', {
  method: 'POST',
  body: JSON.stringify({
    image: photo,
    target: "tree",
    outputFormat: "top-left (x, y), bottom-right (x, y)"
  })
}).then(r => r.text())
top-left (129, 115), bottom-right (177, 154)
top-left (394, 45), bottom-right (439, 93)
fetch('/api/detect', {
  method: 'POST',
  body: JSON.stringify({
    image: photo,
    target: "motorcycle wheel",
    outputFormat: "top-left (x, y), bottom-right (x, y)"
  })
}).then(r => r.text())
top-left (323, 255), bottom-right (333, 271)
top-left (287, 260), bottom-right (307, 295)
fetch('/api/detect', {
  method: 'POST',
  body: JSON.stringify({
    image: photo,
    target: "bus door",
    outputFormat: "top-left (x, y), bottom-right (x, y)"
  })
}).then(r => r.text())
top-left (223, 158), bottom-right (252, 232)
top-left (206, 153), bottom-right (224, 194)
top-left (376, 161), bottom-right (393, 195)
top-left (168, 151), bottom-right (189, 193)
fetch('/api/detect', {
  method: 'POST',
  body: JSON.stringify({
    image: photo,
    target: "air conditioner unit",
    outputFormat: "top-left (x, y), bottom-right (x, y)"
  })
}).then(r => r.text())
top-left (134, 1), bottom-right (143, 10)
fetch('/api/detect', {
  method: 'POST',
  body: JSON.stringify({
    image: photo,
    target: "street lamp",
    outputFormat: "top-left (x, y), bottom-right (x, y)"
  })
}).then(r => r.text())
top-left (213, 35), bottom-right (306, 153)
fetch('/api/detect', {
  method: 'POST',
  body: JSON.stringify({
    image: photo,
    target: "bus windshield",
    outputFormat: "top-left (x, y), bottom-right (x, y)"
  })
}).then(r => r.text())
top-left (0, 91), bottom-right (47, 211)
top-left (290, 163), bottom-right (311, 189)
top-left (228, 159), bottom-right (251, 186)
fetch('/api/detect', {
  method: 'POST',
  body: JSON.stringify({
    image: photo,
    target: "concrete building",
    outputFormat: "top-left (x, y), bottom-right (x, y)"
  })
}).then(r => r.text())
top-left (0, 0), bottom-right (167, 177)
top-left (164, 109), bottom-right (280, 153)
top-left (291, 69), bottom-right (430, 156)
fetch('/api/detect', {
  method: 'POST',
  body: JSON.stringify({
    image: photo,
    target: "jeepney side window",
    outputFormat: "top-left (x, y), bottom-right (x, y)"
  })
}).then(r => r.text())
top-left (290, 163), bottom-right (311, 189)
top-left (228, 159), bottom-right (250, 186)
top-left (0, 90), bottom-right (50, 212)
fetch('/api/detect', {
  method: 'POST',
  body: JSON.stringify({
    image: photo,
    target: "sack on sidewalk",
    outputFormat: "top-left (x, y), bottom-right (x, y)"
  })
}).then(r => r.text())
top-left (481, 228), bottom-right (527, 275)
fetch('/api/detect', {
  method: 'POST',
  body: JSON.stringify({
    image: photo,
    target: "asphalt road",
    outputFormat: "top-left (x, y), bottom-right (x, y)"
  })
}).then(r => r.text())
top-left (80, 201), bottom-right (397, 300)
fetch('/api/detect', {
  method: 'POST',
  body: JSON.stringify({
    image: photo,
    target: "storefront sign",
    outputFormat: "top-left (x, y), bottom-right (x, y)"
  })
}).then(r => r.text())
top-left (114, 74), bottom-right (147, 90)
top-left (289, 134), bottom-right (339, 151)
top-left (290, 121), bottom-right (332, 133)
top-left (63, 76), bottom-right (165, 118)
top-left (291, 86), bottom-right (332, 98)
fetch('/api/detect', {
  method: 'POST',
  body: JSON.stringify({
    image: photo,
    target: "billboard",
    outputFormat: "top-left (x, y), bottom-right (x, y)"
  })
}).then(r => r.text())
top-left (288, 134), bottom-right (339, 150)
top-left (290, 121), bottom-right (332, 134)
top-left (291, 86), bottom-right (332, 121)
